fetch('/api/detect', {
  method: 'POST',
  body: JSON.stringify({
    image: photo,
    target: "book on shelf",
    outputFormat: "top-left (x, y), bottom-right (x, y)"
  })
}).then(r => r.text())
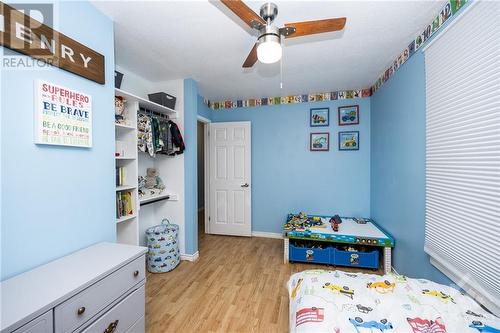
top-left (116, 167), bottom-right (126, 186)
top-left (116, 191), bottom-right (133, 219)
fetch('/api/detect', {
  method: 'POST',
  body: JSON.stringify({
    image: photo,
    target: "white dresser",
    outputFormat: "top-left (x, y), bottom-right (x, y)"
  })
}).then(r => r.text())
top-left (0, 243), bottom-right (147, 333)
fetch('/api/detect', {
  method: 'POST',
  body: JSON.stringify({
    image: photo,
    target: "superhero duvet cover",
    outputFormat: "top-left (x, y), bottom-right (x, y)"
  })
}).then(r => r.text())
top-left (288, 270), bottom-right (499, 333)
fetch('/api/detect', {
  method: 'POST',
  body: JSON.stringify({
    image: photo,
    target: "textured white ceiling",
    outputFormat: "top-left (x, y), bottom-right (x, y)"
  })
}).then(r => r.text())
top-left (93, 0), bottom-right (446, 100)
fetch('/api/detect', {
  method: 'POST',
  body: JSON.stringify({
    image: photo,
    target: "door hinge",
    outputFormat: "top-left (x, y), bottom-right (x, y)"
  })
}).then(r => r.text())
top-left (209, 216), bottom-right (211, 221)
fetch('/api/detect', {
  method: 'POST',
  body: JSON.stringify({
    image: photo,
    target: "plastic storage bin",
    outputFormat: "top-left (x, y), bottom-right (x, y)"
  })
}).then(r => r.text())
top-left (334, 248), bottom-right (379, 269)
top-left (146, 219), bottom-right (180, 273)
top-left (148, 92), bottom-right (176, 110)
top-left (289, 244), bottom-right (330, 264)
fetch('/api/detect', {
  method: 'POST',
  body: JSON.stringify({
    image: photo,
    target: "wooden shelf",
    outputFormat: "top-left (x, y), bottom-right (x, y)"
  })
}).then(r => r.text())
top-left (139, 193), bottom-right (178, 206)
top-left (115, 88), bottom-right (177, 118)
top-left (116, 185), bottom-right (136, 192)
top-left (116, 214), bottom-right (136, 224)
top-left (115, 123), bottom-right (135, 130)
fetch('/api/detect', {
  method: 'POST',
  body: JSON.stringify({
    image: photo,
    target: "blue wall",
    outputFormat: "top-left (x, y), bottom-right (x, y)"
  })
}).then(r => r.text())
top-left (1, 2), bottom-right (115, 280)
top-left (370, 52), bottom-right (449, 284)
top-left (183, 79), bottom-right (199, 255)
top-left (211, 99), bottom-right (371, 233)
top-left (197, 95), bottom-right (212, 120)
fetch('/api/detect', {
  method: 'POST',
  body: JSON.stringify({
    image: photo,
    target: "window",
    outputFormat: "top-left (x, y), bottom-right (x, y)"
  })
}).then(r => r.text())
top-left (424, 1), bottom-right (500, 315)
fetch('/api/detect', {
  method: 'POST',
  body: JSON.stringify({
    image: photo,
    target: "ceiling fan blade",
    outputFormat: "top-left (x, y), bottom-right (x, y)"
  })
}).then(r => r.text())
top-left (284, 17), bottom-right (346, 38)
top-left (220, 0), bottom-right (266, 30)
top-left (242, 43), bottom-right (258, 68)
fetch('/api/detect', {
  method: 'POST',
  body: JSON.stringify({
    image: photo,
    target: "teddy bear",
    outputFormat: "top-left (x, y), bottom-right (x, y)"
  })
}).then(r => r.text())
top-left (115, 96), bottom-right (127, 124)
top-left (144, 168), bottom-right (165, 190)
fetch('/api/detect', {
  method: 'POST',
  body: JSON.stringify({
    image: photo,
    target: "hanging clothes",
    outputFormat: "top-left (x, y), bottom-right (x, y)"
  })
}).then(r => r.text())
top-left (137, 112), bottom-right (184, 157)
top-left (151, 116), bottom-right (161, 153)
top-left (168, 120), bottom-right (185, 155)
top-left (137, 112), bottom-right (153, 155)
top-left (158, 119), bottom-right (175, 155)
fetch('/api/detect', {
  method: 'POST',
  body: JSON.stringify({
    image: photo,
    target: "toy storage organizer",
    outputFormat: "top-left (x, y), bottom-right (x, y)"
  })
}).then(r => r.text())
top-left (289, 240), bottom-right (380, 269)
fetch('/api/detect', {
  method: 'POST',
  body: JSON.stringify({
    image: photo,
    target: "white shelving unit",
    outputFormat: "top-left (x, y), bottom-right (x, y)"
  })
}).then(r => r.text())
top-left (114, 88), bottom-right (179, 246)
top-left (115, 94), bottom-right (139, 245)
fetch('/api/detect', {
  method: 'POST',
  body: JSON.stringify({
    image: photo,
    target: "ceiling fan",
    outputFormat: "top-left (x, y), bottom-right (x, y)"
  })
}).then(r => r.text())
top-left (220, 0), bottom-right (347, 68)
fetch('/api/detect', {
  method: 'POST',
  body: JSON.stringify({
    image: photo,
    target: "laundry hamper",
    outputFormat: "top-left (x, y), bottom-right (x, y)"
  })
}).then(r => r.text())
top-left (146, 219), bottom-right (180, 273)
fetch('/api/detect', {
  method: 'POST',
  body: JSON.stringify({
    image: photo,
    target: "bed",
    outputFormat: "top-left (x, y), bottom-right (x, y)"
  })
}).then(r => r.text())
top-left (288, 269), bottom-right (500, 333)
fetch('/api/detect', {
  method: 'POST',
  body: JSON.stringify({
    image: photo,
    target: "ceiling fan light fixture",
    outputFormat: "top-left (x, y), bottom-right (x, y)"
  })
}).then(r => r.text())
top-left (257, 26), bottom-right (282, 64)
top-left (257, 39), bottom-right (282, 64)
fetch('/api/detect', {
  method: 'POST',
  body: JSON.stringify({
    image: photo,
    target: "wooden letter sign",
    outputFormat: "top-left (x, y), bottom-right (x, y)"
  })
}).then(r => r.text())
top-left (0, 2), bottom-right (105, 84)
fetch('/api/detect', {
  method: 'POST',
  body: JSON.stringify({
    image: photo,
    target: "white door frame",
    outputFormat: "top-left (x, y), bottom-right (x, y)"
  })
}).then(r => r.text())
top-left (197, 115), bottom-right (211, 234)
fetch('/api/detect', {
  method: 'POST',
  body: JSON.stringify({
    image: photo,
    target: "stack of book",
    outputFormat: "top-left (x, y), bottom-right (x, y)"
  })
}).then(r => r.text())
top-left (116, 167), bottom-right (125, 186)
top-left (116, 191), bottom-right (133, 219)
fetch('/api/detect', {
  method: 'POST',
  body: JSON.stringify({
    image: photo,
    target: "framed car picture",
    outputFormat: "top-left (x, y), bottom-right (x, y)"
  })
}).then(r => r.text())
top-left (338, 105), bottom-right (359, 126)
top-left (310, 132), bottom-right (329, 151)
top-left (339, 131), bottom-right (359, 151)
top-left (310, 107), bottom-right (329, 127)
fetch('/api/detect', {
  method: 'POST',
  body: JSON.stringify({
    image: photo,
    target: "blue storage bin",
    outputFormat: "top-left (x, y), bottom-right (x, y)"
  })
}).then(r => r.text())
top-left (289, 244), bottom-right (330, 264)
top-left (146, 219), bottom-right (180, 273)
top-left (334, 248), bottom-right (379, 269)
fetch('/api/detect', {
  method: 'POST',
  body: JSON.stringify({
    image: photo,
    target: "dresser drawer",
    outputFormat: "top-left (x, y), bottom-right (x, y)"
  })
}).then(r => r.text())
top-left (126, 316), bottom-right (144, 333)
top-left (80, 285), bottom-right (144, 333)
top-left (55, 255), bottom-right (145, 333)
top-left (13, 310), bottom-right (53, 333)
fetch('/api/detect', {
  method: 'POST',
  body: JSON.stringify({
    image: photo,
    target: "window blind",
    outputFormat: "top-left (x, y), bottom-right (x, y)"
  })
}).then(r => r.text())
top-left (424, 1), bottom-right (500, 316)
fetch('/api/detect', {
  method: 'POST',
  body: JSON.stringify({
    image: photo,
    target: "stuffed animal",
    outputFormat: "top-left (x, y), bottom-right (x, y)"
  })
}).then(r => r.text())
top-left (115, 96), bottom-right (127, 123)
top-left (144, 168), bottom-right (165, 190)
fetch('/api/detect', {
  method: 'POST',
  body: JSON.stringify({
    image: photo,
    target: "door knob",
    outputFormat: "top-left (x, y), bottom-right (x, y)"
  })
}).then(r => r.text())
top-left (241, 183), bottom-right (249, 188)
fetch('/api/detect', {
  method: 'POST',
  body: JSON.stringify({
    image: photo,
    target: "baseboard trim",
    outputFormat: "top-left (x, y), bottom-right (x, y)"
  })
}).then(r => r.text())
top-left (180, 251), bottom-right (199, 262)
top-left (251, 231), bottom-right (283, 239)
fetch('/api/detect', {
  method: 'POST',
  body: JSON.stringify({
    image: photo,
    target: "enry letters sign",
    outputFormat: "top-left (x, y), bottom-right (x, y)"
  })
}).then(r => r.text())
top-left (0, 2), bottom-right (105, 84)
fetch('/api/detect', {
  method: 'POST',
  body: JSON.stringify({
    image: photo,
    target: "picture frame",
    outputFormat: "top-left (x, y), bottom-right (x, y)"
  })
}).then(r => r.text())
top-left (310, 132), bottom-right (330, 151)
top-left (310, 107), bottom-right (329, 127)
top-left (338, 105), bottom-right (359, 126)
top-left (339, 131), bottom-right (359, 151)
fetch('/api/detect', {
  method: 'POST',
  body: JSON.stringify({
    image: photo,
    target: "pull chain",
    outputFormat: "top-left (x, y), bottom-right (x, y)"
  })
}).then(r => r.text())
top-left (280, 37), bottom-right (284, 89)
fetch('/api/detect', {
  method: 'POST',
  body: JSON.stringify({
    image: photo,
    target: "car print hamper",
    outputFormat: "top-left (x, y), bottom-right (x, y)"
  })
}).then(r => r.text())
top-left (146, 219), bottom-right (180, 273)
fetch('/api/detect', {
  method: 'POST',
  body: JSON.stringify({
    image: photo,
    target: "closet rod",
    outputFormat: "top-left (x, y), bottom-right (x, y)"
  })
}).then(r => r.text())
top-left (138, 107), bottom-right (169, 119)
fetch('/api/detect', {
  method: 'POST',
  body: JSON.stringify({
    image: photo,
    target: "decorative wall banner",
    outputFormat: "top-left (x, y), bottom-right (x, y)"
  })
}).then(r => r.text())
top-left (35, 80), bottom-right (93, 147)
top-left (205, 88), bottom-right (372, 110)
top-left (371, 0), bottom-right (469, 93)
top-left (0, 2), bottom-right (105, 84)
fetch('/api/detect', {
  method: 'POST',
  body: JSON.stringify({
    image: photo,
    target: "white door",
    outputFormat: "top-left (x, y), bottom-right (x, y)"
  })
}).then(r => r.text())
top-left (209, 122), bottom-right (251, 236)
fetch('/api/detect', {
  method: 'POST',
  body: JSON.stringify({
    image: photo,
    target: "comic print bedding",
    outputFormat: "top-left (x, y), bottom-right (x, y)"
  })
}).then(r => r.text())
top-left (288, 270), bottom-right (500, 333)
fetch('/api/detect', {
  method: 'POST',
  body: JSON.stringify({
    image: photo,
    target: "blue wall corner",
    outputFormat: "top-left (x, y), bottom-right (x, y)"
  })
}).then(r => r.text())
top-left (183, 79), bottom-right (199, 255)
top-left (370, 52), bottom-right (450, 284)
top-left (197, 95), bottom-right (212, 120)
top-left (1, 1), bottom-right (116, 280)
top-left (211, 99), bottom-right (371, 233)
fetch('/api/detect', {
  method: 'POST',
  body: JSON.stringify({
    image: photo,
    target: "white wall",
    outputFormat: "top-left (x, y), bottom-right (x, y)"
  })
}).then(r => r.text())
top-left (115, 65), bottom-right (154, 99)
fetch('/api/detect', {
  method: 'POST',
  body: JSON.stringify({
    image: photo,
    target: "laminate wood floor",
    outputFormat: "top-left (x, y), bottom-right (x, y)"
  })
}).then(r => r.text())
top-left (145, 211), bottom-right (381, 332)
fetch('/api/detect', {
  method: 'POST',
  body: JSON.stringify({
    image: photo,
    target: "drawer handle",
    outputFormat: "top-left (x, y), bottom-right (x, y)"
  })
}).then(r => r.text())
top-left (77, 306), bottom-right (86, 315)
top-left (133, 270), bottom-right (139, 277)
top-left (103, 320), bottom-right (119, 333)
